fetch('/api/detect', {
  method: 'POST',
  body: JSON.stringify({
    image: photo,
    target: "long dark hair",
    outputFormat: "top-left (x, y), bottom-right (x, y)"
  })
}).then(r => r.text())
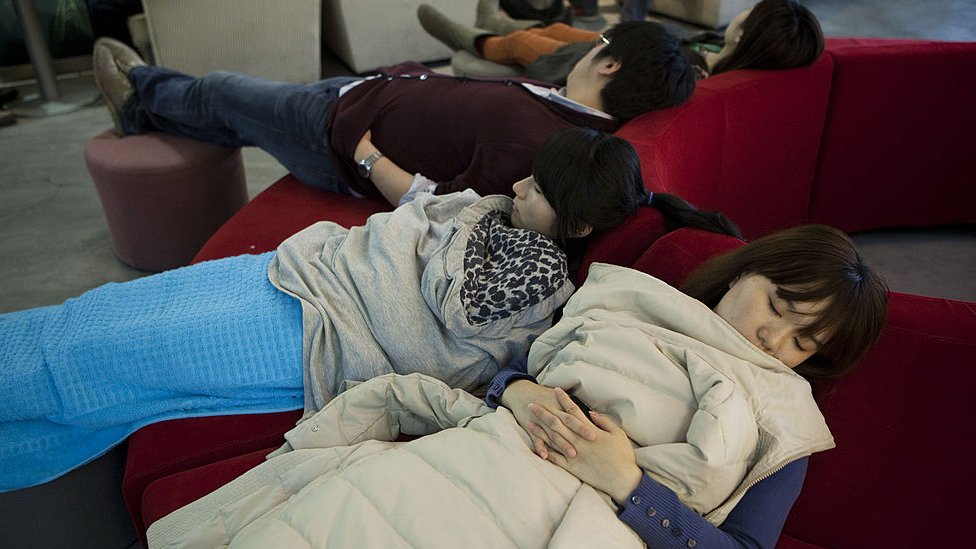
top-left (711, 0), bottom-right (824, 75)
top-left (532, 128), bottom-right (742, 246)
top-left (682, 225), bottom-right (888, 378)
top-left (533, 127), bottom-right (646, 243)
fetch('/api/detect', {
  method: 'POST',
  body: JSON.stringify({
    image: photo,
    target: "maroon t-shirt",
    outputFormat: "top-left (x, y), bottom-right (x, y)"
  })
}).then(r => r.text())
top-left (326, 62), bottom-right (620, 199)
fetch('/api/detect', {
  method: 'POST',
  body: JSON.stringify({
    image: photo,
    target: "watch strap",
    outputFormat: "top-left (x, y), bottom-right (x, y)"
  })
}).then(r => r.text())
top-left (359, 150), bottom-right (384, 178)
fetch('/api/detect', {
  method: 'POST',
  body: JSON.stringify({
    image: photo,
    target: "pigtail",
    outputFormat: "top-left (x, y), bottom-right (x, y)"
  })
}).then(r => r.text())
top-left (646, 192), bottom-right (743, 239)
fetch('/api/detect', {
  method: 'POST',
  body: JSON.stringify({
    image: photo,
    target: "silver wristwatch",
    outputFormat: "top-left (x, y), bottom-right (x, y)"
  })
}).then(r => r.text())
top-left (357, 150), bottom-right (384, 178)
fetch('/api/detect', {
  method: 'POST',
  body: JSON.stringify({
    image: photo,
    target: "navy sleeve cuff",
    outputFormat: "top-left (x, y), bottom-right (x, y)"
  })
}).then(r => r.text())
top-left (485, 357), bottom-right (536, 409)
top-left (616, 460), bottom-right (808, 549)
top-left (616, 474), bottom-right (710, 549)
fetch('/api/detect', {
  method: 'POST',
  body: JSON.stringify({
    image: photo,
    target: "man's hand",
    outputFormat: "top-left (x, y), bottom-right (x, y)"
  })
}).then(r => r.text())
top-left (529, 388), bottom-right (643, 504)
top-left (500, 380), bottom-right (597, 459)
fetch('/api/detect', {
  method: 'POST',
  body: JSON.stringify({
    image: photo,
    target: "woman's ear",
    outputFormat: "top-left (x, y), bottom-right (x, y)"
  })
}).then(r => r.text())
top-left (573, 224), bottom-right (594, 238)
top-left (733, 28), bottom-right (744, 45)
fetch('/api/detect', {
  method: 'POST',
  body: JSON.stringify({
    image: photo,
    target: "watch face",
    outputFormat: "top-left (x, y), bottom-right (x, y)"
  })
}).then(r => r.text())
top-left (358, 151), bottom-right (381, 178)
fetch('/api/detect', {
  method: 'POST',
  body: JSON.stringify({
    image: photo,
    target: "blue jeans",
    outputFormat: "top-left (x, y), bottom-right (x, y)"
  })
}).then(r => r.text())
top-left (122, 66), bottom-right (361, 193)
top-left (620, 0), bottom-right (653, 22)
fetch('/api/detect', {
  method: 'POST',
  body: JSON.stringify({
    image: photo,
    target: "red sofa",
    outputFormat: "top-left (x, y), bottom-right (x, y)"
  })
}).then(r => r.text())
top-left (124, 39), bottom-right (976, 548)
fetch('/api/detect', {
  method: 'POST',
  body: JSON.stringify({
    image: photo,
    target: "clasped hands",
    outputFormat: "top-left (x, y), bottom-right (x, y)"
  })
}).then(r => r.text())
top-left (502, 380), bottom-right (643, 504)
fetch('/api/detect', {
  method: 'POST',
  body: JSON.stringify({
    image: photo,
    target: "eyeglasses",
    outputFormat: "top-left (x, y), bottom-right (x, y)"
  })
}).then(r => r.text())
top-left (599, 33), bottom-right (610, 46)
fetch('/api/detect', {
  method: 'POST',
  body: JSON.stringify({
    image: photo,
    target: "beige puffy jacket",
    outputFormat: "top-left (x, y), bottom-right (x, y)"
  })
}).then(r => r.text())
top-left (530, 264), bottom-right (835, 524)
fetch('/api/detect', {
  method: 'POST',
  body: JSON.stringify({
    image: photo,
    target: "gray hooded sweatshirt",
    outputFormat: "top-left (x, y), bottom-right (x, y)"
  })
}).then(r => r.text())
top-left (268, 190), bottom-right (575, 415)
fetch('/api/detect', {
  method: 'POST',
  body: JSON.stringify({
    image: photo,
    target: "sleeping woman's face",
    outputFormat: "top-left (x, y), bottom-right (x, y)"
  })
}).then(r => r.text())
top-left (713, 273), bottom-right (829, 368)
top-left (511, 176), bottom-right (558, 239)
top-left (704, 7), bottom-right (753, 70)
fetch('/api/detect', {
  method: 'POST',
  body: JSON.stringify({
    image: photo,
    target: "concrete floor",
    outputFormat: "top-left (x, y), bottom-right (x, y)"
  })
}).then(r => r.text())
top-left (0, 1), bottom-right (974, 548)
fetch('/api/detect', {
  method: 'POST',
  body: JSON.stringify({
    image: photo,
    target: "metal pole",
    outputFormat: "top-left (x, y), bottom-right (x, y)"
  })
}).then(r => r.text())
top-left (12, 0), bottom-right (61, 101)
top-left (7, 0), bottom-right (100, 117)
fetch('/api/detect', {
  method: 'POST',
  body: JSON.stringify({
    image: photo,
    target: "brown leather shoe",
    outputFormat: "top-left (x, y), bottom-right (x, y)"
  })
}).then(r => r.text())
top-left (95, 37), bottom-right (146, 75)
top-left (93, 37), bottom-right (146, 136)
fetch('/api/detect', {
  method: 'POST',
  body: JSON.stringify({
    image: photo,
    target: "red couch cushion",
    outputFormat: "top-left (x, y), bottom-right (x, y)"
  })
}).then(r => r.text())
top-left (141, 448), bottom-right (272, 530)
top-left (631, 227), bottom-right (744, 286)
top-left (615, 55), bottom-right (834, 239)
top-left (577, 206), bottom-right (668, 284)
top-left (810, 39), bottom-right (976, 232)
top-left (776, 534), bottom-right (828, 549)
top-left (193, 175), bottom-right (391, 262)
top-left (783, 291), bottom-right (976, 548)
top-left (123, 411), bottom-right (302, 545)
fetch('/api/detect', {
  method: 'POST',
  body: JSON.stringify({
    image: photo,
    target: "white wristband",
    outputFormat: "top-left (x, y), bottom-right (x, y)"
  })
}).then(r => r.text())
top-left (398, 174), bottom-right (439, 206)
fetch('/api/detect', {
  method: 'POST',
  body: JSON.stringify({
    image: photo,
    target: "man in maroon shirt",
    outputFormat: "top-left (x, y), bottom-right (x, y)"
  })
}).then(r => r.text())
top-left (93, 21), bottom-right (694, 206)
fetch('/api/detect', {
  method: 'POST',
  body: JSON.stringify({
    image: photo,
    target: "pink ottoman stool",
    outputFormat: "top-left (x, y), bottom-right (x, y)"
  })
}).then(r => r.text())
top-left (84, 129), bottom-right (248, 272)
